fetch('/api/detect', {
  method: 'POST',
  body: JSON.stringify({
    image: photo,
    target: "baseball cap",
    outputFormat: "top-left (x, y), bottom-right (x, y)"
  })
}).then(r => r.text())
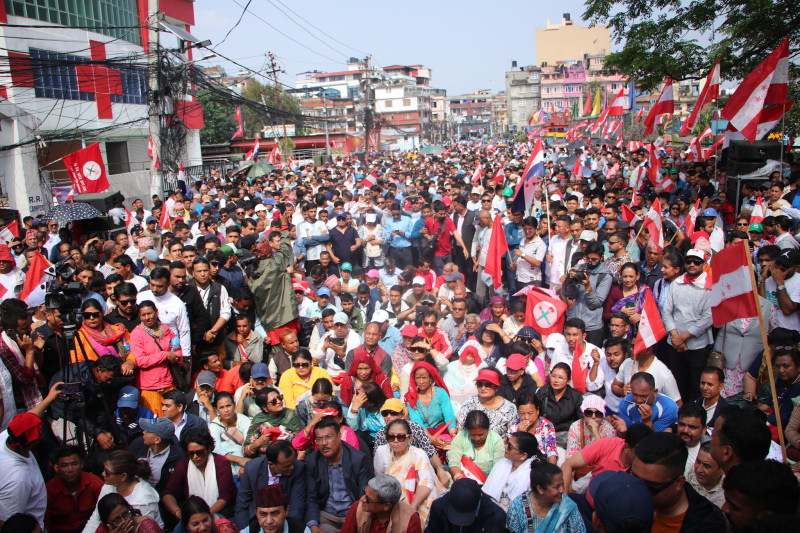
top-left (145, 216), bottom-right (157, 224)
top-left (333, 311), bottom-right (349, 324)
top-left (372, 309), bottom-right (390, 323)
top-left (686, 249), bottom-right (705, 261)
top-left (444, 272), bottom-right (461, 282)
top-left (471, 186), bottom-right (483, 195)
top-left (196, 370), bottom-right (217, 388)
top-left (775, 249), bottom-right (800, 267)
top-left (341, 262), bottom-right (353, 272)
top-left (579, 230), bottom-right (597, 242)
top-left (401, 324), bottom-right (418, 337)
top-left (447, 478), bottom-right (483, 526)
top-left (317, 287), bottom-right (331, 297)
top-left (381, 398), bottom-right (404, 413)
top-left (7, 412), bottom-right (43, 447)
top-left (590, 471), bottom-right (655, 532)
top-left (251, 363), bottom-right (270, 380)
top-left (748, 222), bottom-right (764, 233)
top-left (264, 198), bottom-right (277, 205)
top-left (292, 282), bottom-right (306, 293)
top-left (366, 269), bottom-right (380, 278)
top-left (475, 368), bottom-right (500, 387)
top-left (254, 204), bottom-right (267, 213)
top-left (505, 353), bottom-right (527, 371)
top-left (117, 385), bottom-right (141, 409)
top-left (142, 249), bottom-right (159, 262)
top-left (412, 276), bottom-right (425, 286)
top-left (502, 187), bottom-right (514, 197)
top-left (220, 244), bottom-right (241, 256)
top-left (139, 417), bottom-right (175, 441)
top-left (702, 207), bottom-right (718, 217)
top-left (515, 326), bottom-right (539, 341)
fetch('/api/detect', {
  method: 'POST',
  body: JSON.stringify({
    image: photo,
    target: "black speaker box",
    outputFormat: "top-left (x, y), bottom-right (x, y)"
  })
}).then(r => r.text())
top-left (74, 191), bottom-right (125, 214)
top-left (727, 140), bottom-right (782, 162)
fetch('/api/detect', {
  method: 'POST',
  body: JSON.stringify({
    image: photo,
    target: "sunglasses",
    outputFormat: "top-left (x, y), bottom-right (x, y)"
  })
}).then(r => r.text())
top-left (103, 468), bottom-right (119, 477)
top-left (410, 347), bottom-right (427, 353)
top-left (476, 380), bottom-right (497, 389)
top-left (293, 362), bottom-right (310, 369)
top-left (187, 448), bottom-right (208, 457)
top-left (118, 298), bottom-right (136, 306)
top-left (381, 410), bottom-right (402, 417)
top-left (268, 396), bottom-right (284, 405)
top-left (685, 258), bottom-right (704, 266)
top-left (83, 311), bottom-right (102, 319)
top-left (211, 261), bottom-right (223, 268)
top-left (632, 471), bottom-right (681, 495)
top-left (584, 409), bottom-right (603, 418)
top-left (423, 321), bottom-right (437, 326)
top-left (386, 433), bottom-right (409, 442)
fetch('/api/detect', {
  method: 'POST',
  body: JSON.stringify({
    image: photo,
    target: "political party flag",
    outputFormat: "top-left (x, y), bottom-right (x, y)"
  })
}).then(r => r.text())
top-left (158, 202), bottom-right (170, 229)
top-left (124, 207), bottom-right (137, 234)
top-left (525, 286), bottom-right (567, 337)
top-left (620, 203), bottom-right (641, 225)
top-left (710, 240), bottom-right (759, 326)
top-left (633, 288), bottom-right (667, 354)
top-left (721, 38), bottom-right (789, 143)
top-left (460, 456), bottom-right (487, 484)
top-left (63, 143), bottom-right (109, 194)
top-left (404, 465), bottom-right (417, 502)
top-left (598, 88), bottom-right (625, 121)
top-left (471, 165), bottom-right (484, 184)
top-left (591, 87), bottom-right (602, 116)
top-left (644, 79), bottom-right (674, 135)
top-left (232, 106), bottom-right (244, 140)
top-left (486, 142), bottom-right (495, 152)
top-left (492, 165), bottom-right (505, 184)
top-left (66, 187), bottom-right (75, 203)
top-left (520, 138), bottom-right (545, 182)
top-left (245, 138), bottom-right (260, 161)
top-left (647, 144), bottom-right (673, 193)
top-left (681, 61), bottom-right (720, 135)
top-left (238, 343), bottom-right (248, 362)
top-left (148, 137), bottom-right (160, 170)
top-left (644, 197), bottom-right (665, 250)
top-left (18, 251), bottom-right (52, 303)
top-left (363, 171), bottom-right (377, 188)
top-left (684, 199), bottom-right (701, 238)
top-left (572, 157), bottom-right (581, 177)
top-left (0, 221), bottom-right (19, 243)
top-left (749, 197), bottom-right (765, 225)
top-left (635, 106), bottom-right (645, 122)
top-left (483, 214), bottom-right (508, 291)
top-left (583, 89), bottom-right (594, 116)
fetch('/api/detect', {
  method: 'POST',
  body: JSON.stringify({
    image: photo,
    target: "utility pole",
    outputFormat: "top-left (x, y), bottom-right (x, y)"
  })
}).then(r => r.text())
top-left (266, 53), bottom-right (289, 143)
top-left (147, 0), bottom-right (163, 199)
top-left (363, 55), bottom-right (373, 156)
top-left (319, 90), bottom-right (331, 157)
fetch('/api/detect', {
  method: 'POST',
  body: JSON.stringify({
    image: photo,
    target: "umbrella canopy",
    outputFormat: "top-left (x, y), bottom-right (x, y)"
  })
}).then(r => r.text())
top-left (419, 145), bottom-right (445, 154)
top-left (40, 202), bottom-right (102, 225)
top-left (556, 156), bottom-right (578, 167)
top-left (247, 162), bottom-right (274, 178)
top-left (566, 140), bottom-right (584, 149)
top-left (591, 138), bottom-right (614, 146)
top-left (231, 160), bottom-right (254, 177)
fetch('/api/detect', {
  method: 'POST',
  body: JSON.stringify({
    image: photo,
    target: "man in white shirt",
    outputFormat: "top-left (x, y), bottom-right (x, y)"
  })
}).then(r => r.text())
top-left (514, 216), bottom-right (547, 287)
top-left (764, 249), bottom-right (800, 331)
top-left (0, 412), bottom-right (48, 528)
top-left (310, 311), bottom-right (362, 378)
top-left (552, 318), bottom-right (604, 395)
top-left (137, 267), bottom-right (191, 361)
top-left (546, 215), bottom-right (572, 291)
top-left (677, 403), bottom-right (707, 478)
top-left (112, 254), bottom-right (149, 292)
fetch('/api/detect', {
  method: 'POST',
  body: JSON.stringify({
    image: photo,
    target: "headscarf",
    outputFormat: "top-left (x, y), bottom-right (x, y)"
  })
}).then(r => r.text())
top-left (479, 295), bottom-right (509, 322)
top-left (404, 361), bottom-right (449, 409)
top-left (390, 341), bottom-right (413, 372)
top-left (347, 350), bottom-right (387, 381)
top-left (459, 339), bottom-right (483, 367)
top-left (323, 275), bottom-right (339, 289)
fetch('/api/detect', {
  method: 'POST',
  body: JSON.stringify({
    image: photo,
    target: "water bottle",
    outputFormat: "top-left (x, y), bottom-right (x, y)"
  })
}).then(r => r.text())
top-left (122, 341), bottom-right (130, 356)
top-left (169, 337), bottom-right (180, 353)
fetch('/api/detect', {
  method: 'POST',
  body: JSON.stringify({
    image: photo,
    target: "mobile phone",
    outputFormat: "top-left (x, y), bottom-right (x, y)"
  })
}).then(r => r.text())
top-left (330, 337), bottom-right (345, 347)
top-left (625, 301), bottom-right (635, 309)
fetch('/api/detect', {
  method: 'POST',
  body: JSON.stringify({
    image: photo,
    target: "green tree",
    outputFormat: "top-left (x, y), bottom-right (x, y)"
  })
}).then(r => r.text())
top-left (240, 80), bottom-right (304, 137)
top-left (197, 89), bottom-right (235, 145)
top-left (583, 0), bottom-right (798, 91)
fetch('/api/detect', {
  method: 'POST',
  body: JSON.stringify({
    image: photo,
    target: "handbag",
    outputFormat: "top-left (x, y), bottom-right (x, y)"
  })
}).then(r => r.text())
top-left (146, 330), bottom-right (189, 390)
top-left (707, 325), bottom-right (726, 369)
top-left (421, 218), bottom-right (447, 260)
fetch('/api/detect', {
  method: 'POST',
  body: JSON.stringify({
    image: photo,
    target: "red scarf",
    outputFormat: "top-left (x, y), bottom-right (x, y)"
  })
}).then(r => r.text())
top-left (571, 341), bottom-right (589, 394)
top-left (404, 362), bottom-right (449, 409)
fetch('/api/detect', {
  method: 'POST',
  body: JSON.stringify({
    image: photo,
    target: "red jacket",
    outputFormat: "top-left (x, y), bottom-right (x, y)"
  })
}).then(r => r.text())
top-left (45, 471), bottom-right (104, 532)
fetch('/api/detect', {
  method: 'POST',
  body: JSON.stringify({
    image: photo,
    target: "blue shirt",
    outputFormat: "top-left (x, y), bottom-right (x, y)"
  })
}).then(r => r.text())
top-left (379, 268), bottom-right (400, 288)
top-left (377, 325), bottom-right (401, 356)
top-left (384, 215), bottom-right (413, 248)
top-left (618, 393), bottom-right (679, 432)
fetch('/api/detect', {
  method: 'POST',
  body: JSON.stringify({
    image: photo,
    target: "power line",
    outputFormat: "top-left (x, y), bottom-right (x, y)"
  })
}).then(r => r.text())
top-left (269, 0), bottom-right (368, 56)
top-left (215, 0), bottom-right (253, 48)
top-left (263, 0), bottom-right (350, 59)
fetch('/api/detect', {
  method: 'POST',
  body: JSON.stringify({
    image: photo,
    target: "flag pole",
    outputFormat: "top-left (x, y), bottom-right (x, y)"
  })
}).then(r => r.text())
top-left (745, 242), bottom-right (787, 462)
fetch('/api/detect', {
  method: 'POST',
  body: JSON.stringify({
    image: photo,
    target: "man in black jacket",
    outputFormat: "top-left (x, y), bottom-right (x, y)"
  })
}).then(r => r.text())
top-left (425, 478), bottom-right (506, 533)
top-left (631, 432), bottom-right (726, 532)
top-left (452, 195), bottom-right (477, 290)
top-left (235, 440), bottom-right (306, 529)
top-left (305, 418), bottom-right (372, 533)
top-left (168, 261), bottom-right (212, 370)
top-left (128, 417), bottom-right (184, 493)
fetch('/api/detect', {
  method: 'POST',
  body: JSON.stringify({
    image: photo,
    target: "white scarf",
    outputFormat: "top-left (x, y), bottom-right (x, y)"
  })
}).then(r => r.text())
top-left (482, 457), bottom-right (533, 503)
top-left (187, 455), bottom-right (219, 506)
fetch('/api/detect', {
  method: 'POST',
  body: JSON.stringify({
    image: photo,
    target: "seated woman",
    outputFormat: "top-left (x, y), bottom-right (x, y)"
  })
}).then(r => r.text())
top-left (339, 351), bottom-right (393, 407)
top-left (179, 495), bottom-right (237, 533)
top-left (498, 353), bottom-right (539, 404)
top-left (502, 299), bottom-right (527, 339)
top-left (278, 348), bottom-right (333, 410)
top-left (470, 322), bottom-right (511, 368)
top-left (390, 324), bottom-right (417, 385)
top-left (344, 380), bottom-right (388, 444)
top-left (291, 400), bottom-right (359, 454)
top-left (535, 363), bottom-right (583, 450)
top-left (373, 419), bottom-right (445, 524)
top-left (96, 493), bottom-right (163, 533)
top-left (509, 393), bottom-right (558, 465)
top-left (449, 410), bottom-right (504, 482)
top-left (398, 337), bottom-right (449, 395)
top-left (405, 361), bottom-right (458, 458)
top-left (483, 432), bottom-right (545, 511)
top-left (457, 368), bottom-right (518, 437)
top-left (293, 377), bottom-right (341, 426)
top-left (162, 428), bottom-right (238, 523)
top-left (603, 262), bottom-right (647, 328)
top-left (755, 348), bottom-right (800, 441)
top-left (130, 300), bottom-right (182, 416)
top-left (444, 340), bottom-right (483, 414)
top-left (208, 391), bottom-right (252, 477)
top-left (243, 387), bottom-right (303, 458)
top-left (479, 295), bottom-right (509, 326)
top-left (564, 395), bottom-right (616, 492)
top-left (506, 460), bottom-right (586, 533)
top-left (71, 298), bottom-right (128, 364)
top-left (417, 309), bottom-right (454, 362)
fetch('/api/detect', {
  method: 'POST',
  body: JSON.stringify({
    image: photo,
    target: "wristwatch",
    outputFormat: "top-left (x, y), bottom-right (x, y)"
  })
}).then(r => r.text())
top-left (777, 284), bottom-right (786, 291)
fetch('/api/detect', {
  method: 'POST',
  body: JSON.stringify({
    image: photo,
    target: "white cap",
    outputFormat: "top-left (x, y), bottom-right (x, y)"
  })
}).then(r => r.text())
top-left (550, 194), bottom-right (561, 201)
top-left (372, 309), bottom-right (390, 323)
top-left (579, 230), bottom-right (597, 242)
top-left (686, 249), bottom-right (705, 260)
top-left (412, 276), bottom-right (425, 286)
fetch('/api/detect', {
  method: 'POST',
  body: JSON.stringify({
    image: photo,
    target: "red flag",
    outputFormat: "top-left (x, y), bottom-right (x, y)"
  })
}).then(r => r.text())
top-left (710, 240), bottom-right (759, 326)
top-left (598, 88), bottom-right (625, 121)
top-left (633, 288), bottom-right (666, 354)
top-left (643, 197), bottom-right (665, 250)
top-left (749, 197), bottom-right (765, 225)
top-left (460, 456), bottom-right (487, 484)
top-left (524, 287), bottom-right (567, 337)
top-left (722, 38), bottom-right (789, 142)
top-left (643, 79), bottom-right (674, 135)
top-left (492, 165), bottom-right (505, 184)
top-left (681, 61), bottom-right (720, 135)
top-left (583, 89), bottom-right (593, 116)
top-left (572, 156), bottom-right (581, 177)
top-left (19, 251), bottom-right (51, 303)
top-left (232, 106), bottom-right (244, 140)
top-left (483, 214), bottom-right (508, 291)
top-left (647, 144), bottom-right (673, 192)
top-left (635, 106), bottom-right (645, 122)
top-left (684, 199), bottom-right (701, 238)
top-left (158, 202), bottom-right (170, 229)
top-left (63, 143), bottom-right (109, 194)
top-left (486, 142), bottom-right (495, 152)
top-left (571, 340), bottom-right (589, 394)
top-left (0, 221), bottom-right (19, 241)
top-left (471, 165), bottom-right (484, 184)
top-left (404, 465), bottom-right (417, 501)
top-left (620, 203), bottom-right (641, 225)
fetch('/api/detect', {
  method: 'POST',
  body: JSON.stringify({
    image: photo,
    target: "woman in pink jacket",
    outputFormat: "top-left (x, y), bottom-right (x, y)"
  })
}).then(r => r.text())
top-left (130, 300), bottom-right (182, 415)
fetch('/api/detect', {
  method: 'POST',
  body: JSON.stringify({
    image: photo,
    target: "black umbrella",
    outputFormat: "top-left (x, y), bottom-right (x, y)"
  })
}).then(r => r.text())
top-left (566, 140), bottom-right (584, 149)
top-left (591, 138), bottom-right (614, 146)
top-left (556, 156), bottom-right (578, 167)
top-left (39, 202), bottom-right (103, 225)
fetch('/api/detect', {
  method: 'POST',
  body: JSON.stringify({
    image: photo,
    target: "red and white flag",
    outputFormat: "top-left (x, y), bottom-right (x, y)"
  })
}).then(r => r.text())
top-left (460, 456), bottom-right (487, 484)
top-left (750, 197), bottom-right (765, 225)
top-left (572, 157), bottom-right (582, 177)
top-left (492, 165), bottom-right (505, 184)
top-left (643, 197), bottom-right (665, 250)
top-left (633, 288), bottom-right (667, 354)
top-left (483, 214), bottom-right (508, 291)
top-left (598, 88), bottom-right (625, 121)
top-left (158, 202), bottom-right (170, 229)
top-left (635, 106), bottom-right (645, 122)
top-left (362, 171), bottom-right (377, 188)
top-left (238, 343), bottom-right (249, 362)
top-left (721, 38), bottom-right (789, 142)
top-left (245, 138), bottom-right (260, 161)
top-left (620, 203), bottom-right (641, 225)
top-left (0, 221), bottom-right (19, 243)
top-left (710, 240), bottom-right (758, 326)
top-left (148, 137), bottom-right (161, 170)
top-left (65, 187), bottom-right (75, 203)
top-left (647, 144), bottom-right (673, 192)
top-left (627, 141), bottom-right (643, 151)
top-left (615, 133), bottom-right (624, 148)
top-left (63, 143), bottom-right (110, 194)
top-left (644, 79), bottom-right (674, 135)
top-left (524, 286), bottom-right (568, 337)
top-left (18, 251), bottom-right (52, 304)
top-left (124, 207), bottom-right (137, 234)
top-left (681, 61), bottom-right (721, 135)
top-left (471, 165), bottom-right (484, 184)
top-left (486, 142), bottom-right (495, 152)
top-left (684, 199), bottom-right (701, 238)
top-left (404, 465), bottom-right (417, 501)
top-left (232, 106), bottom-right (244, 140)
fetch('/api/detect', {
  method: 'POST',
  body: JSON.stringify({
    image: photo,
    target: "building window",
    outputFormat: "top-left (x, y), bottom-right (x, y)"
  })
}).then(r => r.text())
top-left (385, 100), bottom-right (393, 108)
top-left (403, 98), bottom-right (411, 106)
top-left (8, 0), bottom-right (142, 44)
top-left (519, 100), bottom-right (527, 107)
top-left (518, 86), bottom-right (526, 94)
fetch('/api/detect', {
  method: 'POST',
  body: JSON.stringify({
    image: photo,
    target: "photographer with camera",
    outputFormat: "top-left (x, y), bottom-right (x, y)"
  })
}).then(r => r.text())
top-left (563, 242), bottom-right (613, 347)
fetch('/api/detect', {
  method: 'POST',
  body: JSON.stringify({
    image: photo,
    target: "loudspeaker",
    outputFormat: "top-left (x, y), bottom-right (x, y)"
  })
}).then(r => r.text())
top-left (726, 159), bottom-right (770, 177)
top-left (74, 191), bottom-right (125, 214)
top-left (728, 140), bottom-right (782, 162)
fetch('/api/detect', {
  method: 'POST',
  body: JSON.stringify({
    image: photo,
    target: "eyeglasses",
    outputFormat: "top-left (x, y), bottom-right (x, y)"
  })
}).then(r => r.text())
top-left (268, 396), bottom-right (284, 405)
top-left (118, 298), bottom-right (136, 306)
top-left (315, 434), bottom-right (337, 444)
top-left (685, 258), bottom-right (705, 266)
top-left (364, 495), bottom-right (383, 505)
top-left (481, 199), bottom-right (491, 203)
top-left (381, 410), bottom-right (402, 417)
top-left (410, 347), bottom-right (427, 353)
top-left (584, 409), bottom-right (604, 418)
top-left (476, 381), bottom-right (497, 389)
top-left (187, 448), bottom-right (208, 457)
top-left (236, 211), bottom-right (245, 215)
top-left (103, 468), bottom-right (119, 477)
top-left (631, 471), bottom-right (681, 495)
top-left (386, 433), bottom-right (409, 442)
top-left (550, 374), bottom-right (568, 382)
top-left (505, 441), bottom-right (519, 451)
top-left (423, 321), bottom-right (437, 326)
top-left (83, 311), bottom-right (102, 319)
top-left (293, 362), bottom-right (310, 369)
top-left (107, 509), bottom-right (137, 528)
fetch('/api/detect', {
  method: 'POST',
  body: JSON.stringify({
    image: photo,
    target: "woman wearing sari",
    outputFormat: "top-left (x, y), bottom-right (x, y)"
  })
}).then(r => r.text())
top-left (243, 386), bottom-right (303, 458)
top-left (373, 419), bottom-right (445, 524)
top-left (72, 298), bottom-right (128, 364)
top-left (129, 300), bottom-right (181, 415)
top-left (603, 262), bottom-right (647, 329)
top-left (405, 361), bottom-right (457, 458)
top-left (277, 348), bottom-right (333, 410)
top-left (506, 460), bottom-right (586, 533)
top-left (444, 340), bottom-right (483, 414)
top-left (483, 432), bottom-right (544, 511)
top-left (339, 351), bottom-right (394, 407)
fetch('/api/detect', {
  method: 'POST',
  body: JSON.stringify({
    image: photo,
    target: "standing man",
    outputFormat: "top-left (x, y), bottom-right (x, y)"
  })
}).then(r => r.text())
top-left (504, 210), bottom-right (525, 297)
top-left (547, 215), bottom-right (573, 292)
top-left (423, 200), bottom-right (468, 275)
top-left (451, 195), bottom-right (477, 290)
top-left (514, 216), bottom-right (546, 289)
top-left (169, 261), bottom-right (212, 369)
top-left (384, 203), bottom-right (414, 269)
top-left (190, 257), bottom-right (232, 360)
top-left (296, 204), bottom-right (329, 274)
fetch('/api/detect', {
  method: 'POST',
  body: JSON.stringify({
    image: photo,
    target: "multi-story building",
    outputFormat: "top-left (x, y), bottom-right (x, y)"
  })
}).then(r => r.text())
top-left (505, 64), bottom-right (542, 132)
top-left (298, 97), bottom-right (357, 134)
top-left (449, 90), bottom-right (493, 137)
top-left (430, 88), bottom-right (451, 142)
top-left (492, 92), bottom-right (508, 135)
top-left (535, 14), bottom-right (610, 66)
top-left (0, 0), bottom-right (201, 216)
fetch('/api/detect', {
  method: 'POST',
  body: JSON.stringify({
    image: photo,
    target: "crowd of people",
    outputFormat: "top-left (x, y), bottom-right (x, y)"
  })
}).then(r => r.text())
top-left (0, 138), bottom-right (800, 533)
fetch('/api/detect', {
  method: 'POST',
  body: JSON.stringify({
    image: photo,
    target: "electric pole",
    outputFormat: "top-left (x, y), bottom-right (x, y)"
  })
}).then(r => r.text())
top-left (147, 0), bottom-right (163, 199)
top-left (363, 55), bottom-right (373, 156)
top-left (266, 53), bottom-right (289, 143)
top-left (319, 89), bottom-right (331, 157)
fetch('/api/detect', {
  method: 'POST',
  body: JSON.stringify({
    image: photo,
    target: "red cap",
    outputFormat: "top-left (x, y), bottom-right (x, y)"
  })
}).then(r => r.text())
top-left (7, 412), bottom-right (43, 446)
top-left (475, 368), bottom-right (500, 387)
top-left (505, 353), bottom-right (527, 371)
top-left (401, 324), bottom-right (418, 337)
top-left (292, 282), bottom-right (305, 293)
top-left (0, 244), bottom-right (14, 263)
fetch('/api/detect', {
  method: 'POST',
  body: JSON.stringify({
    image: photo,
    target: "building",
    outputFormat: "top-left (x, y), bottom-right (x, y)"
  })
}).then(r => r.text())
top-left (0, 0), bottom-right (202, 216)
top-left (535, 13), bottom-right (610, 66)
top-left (298, 96), bottom-right (357, 134)
top-left (449, 90), bottom-right (494, 137)
top-left (505, 64), bottom-right (542, 132)
top-left (492, 92), bottom-right (508, 135)
top-left (430, 88), bottom-right (451, 143)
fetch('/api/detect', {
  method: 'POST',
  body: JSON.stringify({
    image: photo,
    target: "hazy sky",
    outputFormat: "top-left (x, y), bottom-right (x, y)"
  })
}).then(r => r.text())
top-left (192, 0), bottom-right (594, 95)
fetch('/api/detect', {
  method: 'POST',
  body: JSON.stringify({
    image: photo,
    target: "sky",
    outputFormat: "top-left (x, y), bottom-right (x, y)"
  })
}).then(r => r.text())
top-left (191, 0), bottom-right (594, 95)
